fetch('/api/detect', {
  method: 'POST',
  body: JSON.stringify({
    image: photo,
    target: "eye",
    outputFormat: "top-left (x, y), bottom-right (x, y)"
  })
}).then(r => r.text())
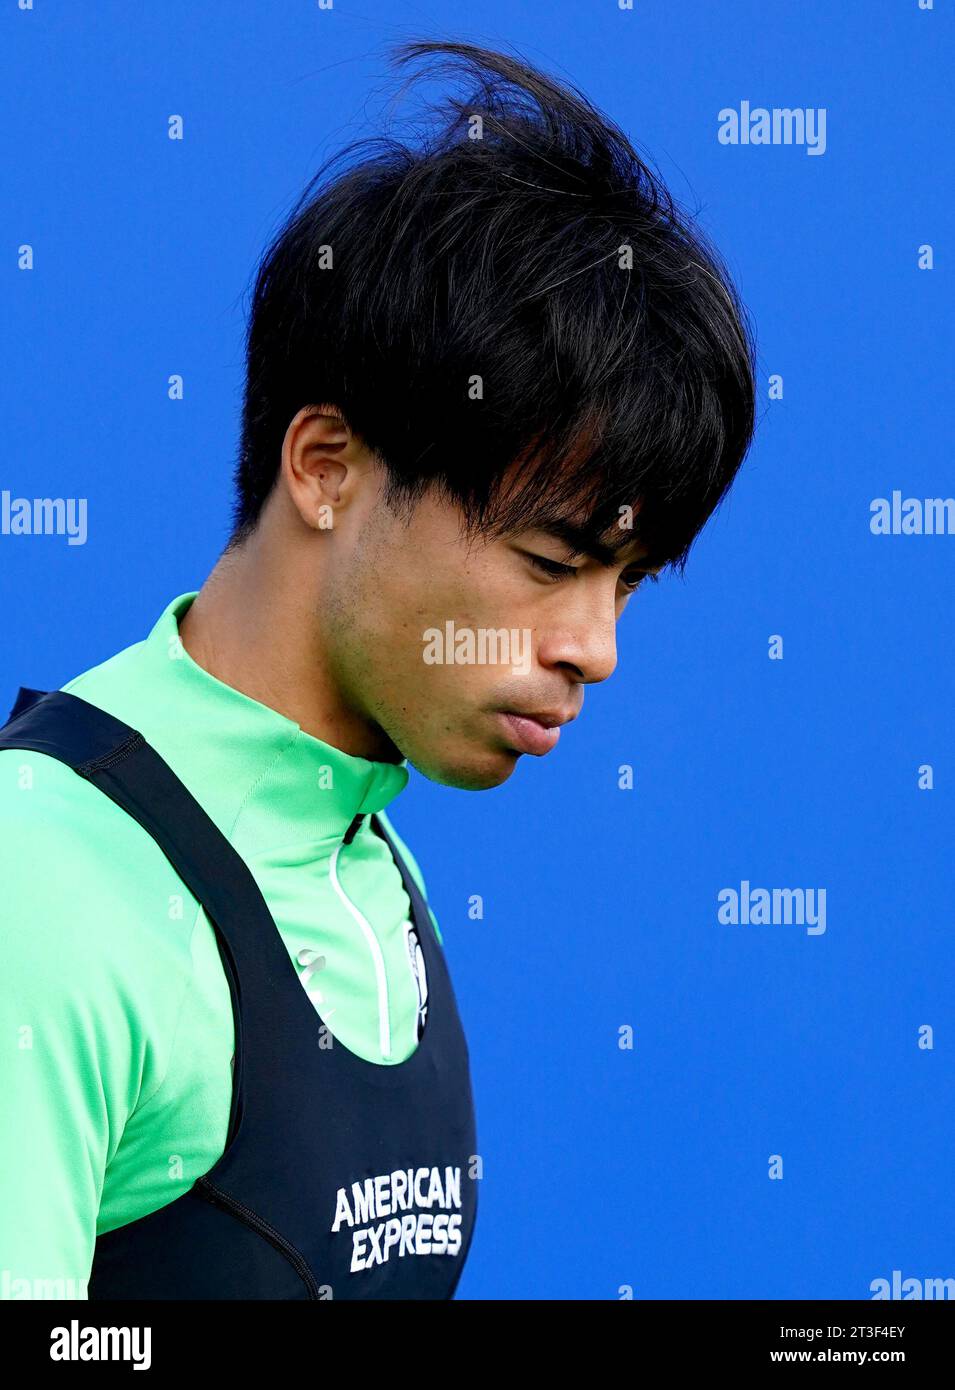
top-left (619, 570), bottom-right (660, 594)
top-left (526, 553), bottom-right (579, 582)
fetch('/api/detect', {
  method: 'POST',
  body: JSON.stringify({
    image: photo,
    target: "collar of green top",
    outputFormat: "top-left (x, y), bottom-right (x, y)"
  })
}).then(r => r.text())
top-left (120, 590), bottom-right (410, 851)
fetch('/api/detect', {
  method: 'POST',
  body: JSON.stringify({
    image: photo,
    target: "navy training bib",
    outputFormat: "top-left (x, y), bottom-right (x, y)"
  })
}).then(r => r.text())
top-left (0, 686), bottom-right (479, 1300)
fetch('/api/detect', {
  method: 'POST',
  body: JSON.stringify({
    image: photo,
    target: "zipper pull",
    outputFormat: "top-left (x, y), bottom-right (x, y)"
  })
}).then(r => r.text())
top-left (343, 812), bottom-right (365, 845)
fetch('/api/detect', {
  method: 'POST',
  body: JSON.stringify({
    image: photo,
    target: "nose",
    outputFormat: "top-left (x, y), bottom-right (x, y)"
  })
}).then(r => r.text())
top-left (536, 586), bottom-right (619, 686)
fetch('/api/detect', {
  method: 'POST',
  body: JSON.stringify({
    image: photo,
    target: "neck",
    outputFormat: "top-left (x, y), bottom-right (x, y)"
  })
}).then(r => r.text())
top-left (178, 528), bottom-right (400, 764)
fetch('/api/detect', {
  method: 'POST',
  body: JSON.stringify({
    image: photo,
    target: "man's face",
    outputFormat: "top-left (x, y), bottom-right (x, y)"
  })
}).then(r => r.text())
top-left (323, 472), bottom-right (660, 790)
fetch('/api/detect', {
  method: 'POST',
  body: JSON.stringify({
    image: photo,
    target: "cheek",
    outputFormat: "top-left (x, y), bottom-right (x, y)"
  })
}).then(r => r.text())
top-left (394, 558), bottom-right (475, 629)
top-left (360, 530), bottom-right (526, 683)
top-left (439, 552), bottom-right (521, 626)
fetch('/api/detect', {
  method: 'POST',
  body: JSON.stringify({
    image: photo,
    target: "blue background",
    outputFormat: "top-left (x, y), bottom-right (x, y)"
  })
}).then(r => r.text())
top-left (2, 1), bottom-right (952, 1299)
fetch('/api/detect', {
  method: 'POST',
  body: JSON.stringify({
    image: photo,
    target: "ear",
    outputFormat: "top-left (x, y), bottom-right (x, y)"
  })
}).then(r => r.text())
top-left (280, 404), bottom-right (367, 530)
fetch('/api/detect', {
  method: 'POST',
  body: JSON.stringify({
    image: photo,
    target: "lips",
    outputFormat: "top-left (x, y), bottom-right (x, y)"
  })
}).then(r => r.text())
top-left (496, 708), bottom-right (575, 756)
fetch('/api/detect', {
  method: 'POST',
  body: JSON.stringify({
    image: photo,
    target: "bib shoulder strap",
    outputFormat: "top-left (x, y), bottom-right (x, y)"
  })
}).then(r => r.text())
top-left (0, 687), bottom-right (146, 769)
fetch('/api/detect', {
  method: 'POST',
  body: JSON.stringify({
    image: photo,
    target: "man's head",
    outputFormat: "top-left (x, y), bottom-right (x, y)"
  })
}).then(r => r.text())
top-left (225, 41), bottom-right (757, 790)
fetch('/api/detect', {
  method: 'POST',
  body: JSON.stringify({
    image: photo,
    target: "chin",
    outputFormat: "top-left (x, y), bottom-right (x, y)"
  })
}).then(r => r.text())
top-left (410, 743), bottom-right (519, 791)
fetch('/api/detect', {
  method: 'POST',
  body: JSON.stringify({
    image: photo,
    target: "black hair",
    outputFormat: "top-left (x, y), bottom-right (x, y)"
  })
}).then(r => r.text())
top-left (230, 39), bottom-right (757, 575)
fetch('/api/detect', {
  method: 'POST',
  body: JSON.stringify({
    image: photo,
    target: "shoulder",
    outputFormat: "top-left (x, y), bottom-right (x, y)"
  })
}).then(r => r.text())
top-left (0, 743), bottom-right (195, 928)
top-left (0, 746), bottom-right (199, 1061)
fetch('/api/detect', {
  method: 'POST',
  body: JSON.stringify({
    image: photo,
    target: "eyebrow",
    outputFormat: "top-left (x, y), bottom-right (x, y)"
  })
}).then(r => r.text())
top-left (535, 518), bottom-right (664, 571)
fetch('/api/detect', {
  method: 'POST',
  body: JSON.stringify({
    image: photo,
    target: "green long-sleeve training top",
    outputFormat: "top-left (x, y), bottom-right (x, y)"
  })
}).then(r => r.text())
top-left (0, 591), bottom-right (440, 1299)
